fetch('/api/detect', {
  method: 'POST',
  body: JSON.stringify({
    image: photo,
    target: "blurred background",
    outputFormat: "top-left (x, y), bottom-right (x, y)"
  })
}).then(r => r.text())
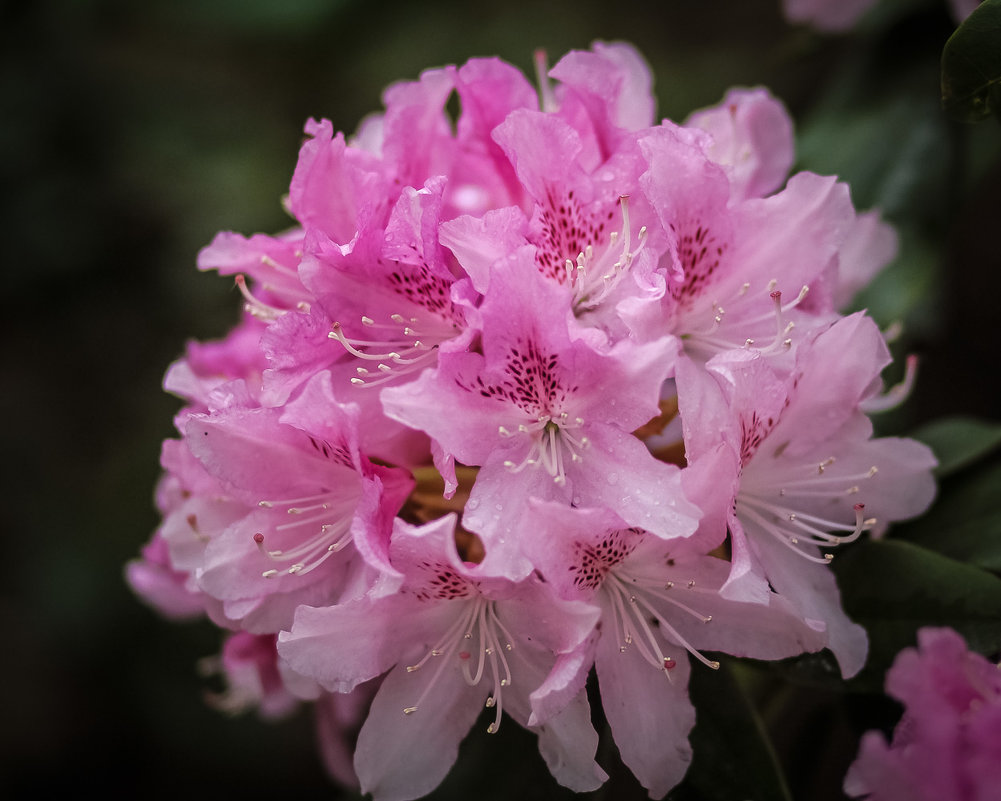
top-left (1, 0), bottom-right (997, 798)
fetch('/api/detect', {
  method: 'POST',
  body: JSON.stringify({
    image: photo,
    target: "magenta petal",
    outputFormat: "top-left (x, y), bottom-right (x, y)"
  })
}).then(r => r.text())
top-left (353, 660), bottom-right (483, 801)
top-left (528, 633), bottom-right (599, 726)
top-left (566, 422), bottom-right (701, 541)
top-left (278, 595), bottom-right (449, 693)
top-left (749, 530), bottom-right (868, 677)
top-left (503, 640), bottom-right (606, 792)
top-left (438, 206), bottom-right (529, 294)
top-left (685, 87), bottom-right (794, 201)
top-left (595, 626), bottom-right (695, 798)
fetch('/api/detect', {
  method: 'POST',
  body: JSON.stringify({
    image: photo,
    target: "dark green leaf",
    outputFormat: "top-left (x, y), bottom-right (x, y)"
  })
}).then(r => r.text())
top-left (894, 459), bottom-right (1001, 572)
top-left (942, 0), bottom-right (1001, 122)
top-left (911, 416), bottom-right (1001, 477)
top-left (835, 539), bottom-right (1001, 689)
top-left (678, 660), bottom-right (792, 801)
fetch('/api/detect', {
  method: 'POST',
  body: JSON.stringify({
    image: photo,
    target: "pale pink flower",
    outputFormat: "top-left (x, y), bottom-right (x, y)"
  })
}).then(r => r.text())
top-left (685, 87), bottom-right (794, 202)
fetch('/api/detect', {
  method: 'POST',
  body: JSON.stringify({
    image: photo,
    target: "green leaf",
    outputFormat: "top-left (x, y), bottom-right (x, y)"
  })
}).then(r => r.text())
top-left (942, 0), bottom-right (1001, 122)
top-left (677, 660), bottom-right (792, 801)
top-left (911, 416), bottom-right (1001, 477)
top-left (835, 539), bottom-right (1001, 689)
top-left (894, 458), bottom-right (1001, 572)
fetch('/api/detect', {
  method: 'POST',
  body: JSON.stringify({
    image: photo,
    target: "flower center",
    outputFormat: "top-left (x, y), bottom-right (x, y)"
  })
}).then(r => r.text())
top-left (566, 195), bottom-right (649, 313)
top-left (499, 414), bottom-right (590, 485)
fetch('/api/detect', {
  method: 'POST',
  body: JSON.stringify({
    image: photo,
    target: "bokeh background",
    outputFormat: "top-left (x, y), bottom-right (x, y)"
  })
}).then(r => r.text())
top-left (2, 0), bottom-right (997, 798)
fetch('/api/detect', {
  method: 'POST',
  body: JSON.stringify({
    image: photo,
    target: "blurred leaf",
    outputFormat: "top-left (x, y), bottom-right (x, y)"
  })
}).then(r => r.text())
top-left (761, 649), bottom-right (847, 692)
top-left (911, 416), bottom-right (1001, 477)
top-left (798, 95), bottom-right (950, 218)
top-left (894, 458), bottom-right (1001, 572)
top-left (678, 660), bottom-right (792, 801)
top-left (850, 224), bottom-right (940, 332)
top-left (942, 0), bottom-right (1001, 122)
top-left (836, 539), bottom-right (1001, 689)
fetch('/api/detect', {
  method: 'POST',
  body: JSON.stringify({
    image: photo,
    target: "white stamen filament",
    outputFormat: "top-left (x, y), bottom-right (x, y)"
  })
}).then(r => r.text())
top-left (329, 317), bottom-right (441, 388)
top-left (253, 492), bottom-right (357, 578)
top-left (235, 275), bottom-right (297, 322)
top-left (566, 195), bottom-right (649, 312)
top-left (534, 49), bottom-right (557, 113)
top-left (605, 572), bottom-right (720, 677)
top-left (860, 355), bottom-right (919, 414)
top-left (501, 415), bottom-right (589, 484)
top-left (402, 597), bottom-right (514, 734)
top-left (684, 282), bottom-right (809, 358)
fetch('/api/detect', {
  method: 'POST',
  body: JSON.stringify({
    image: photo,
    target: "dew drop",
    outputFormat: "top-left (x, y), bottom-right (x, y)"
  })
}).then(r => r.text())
top-left (466, 499), bottom-right (480, 511)
top-left (607, 472), bottom-right (619, 486)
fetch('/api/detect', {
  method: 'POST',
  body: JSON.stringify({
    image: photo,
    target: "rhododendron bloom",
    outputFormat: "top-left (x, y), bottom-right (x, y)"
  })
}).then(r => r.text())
top-left (131, 40), bottom-right (939, 801)
top-left (844, 627), bottom-right (1001, 801)
top-left (677, 313), bottom-right (936, 675)
top-left (278, 515), bottom-right (605, 800)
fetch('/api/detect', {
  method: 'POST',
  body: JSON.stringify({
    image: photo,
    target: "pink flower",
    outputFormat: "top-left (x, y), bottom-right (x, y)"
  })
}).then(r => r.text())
top-left (278, 514), bottom-right (606, 801)
top-left (522, 500), bottom-right (827, 797)
top-left (677, 313), bottom-right (936, 676)
top-left (844, 627), bottom-right (1001, 801)
top-left (201, 632), bottom-right (300, 720)
top-left (381, 247), bottom-right (700, 578)
top-left (182, 372), bottom-right (413, 633)
top-left (133, 40), bottom-right (940, 800)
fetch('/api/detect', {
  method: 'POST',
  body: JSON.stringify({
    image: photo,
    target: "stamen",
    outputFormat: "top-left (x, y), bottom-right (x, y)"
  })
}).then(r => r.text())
top-left (860, 355), bottom-right (919, 414)
top-left (683, 282), bottom-right (809, 358)
top-left (328, 316), bottom-right (441, 388)
top-left (569, 196), bottom-right (649, 312)
top-left (502, 415), bottom-right (587, 484)
top-left (605, 574), bottom-right (720, 677)
top-left (235, 275), bottom-right (286, 322)
top-left (252, 492), bottom-right (358, 578)
top-left (401, 597), bottom-right (513, 734)
top-left (534, 49), bottom-right (557, 113)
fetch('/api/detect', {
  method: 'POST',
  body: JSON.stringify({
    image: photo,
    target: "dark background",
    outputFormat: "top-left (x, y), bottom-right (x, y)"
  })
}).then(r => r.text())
top-left (1, 0), bottom-right (996, 798)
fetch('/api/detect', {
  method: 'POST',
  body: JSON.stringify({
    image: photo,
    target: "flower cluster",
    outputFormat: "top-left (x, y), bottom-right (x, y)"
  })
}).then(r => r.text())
top-left (844, 627), bottom-right (1001, 801)
top-left (128, 42), bottom-right (937, 800)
